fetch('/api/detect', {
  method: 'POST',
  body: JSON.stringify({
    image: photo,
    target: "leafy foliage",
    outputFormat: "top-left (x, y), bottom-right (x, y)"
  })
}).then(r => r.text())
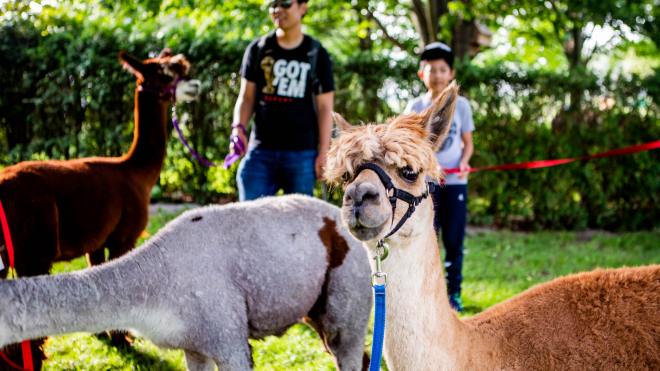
top-left (0, 2), bottom-right (659, 230)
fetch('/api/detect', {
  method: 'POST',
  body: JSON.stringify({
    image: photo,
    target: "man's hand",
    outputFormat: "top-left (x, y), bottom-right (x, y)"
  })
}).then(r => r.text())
top-left (229, 126), bottom-right (247, 157)
top-left (457, 159), bottom-right (471, 179)
top-left (315, 151), bottom-right (327, 181)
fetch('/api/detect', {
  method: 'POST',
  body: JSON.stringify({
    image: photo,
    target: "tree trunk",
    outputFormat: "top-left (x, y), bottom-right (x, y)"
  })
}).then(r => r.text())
top-left (564, 25), bottom-right (585, 69)
top-left (566, 25), bottom-right (585, 114)
top-left (451, 19), bottom-right (474, 62)
top-left (410, 0), bottom-right (432, 49)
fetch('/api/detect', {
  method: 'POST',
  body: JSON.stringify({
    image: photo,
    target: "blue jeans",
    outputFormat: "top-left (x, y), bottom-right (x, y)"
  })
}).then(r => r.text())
top-left (431, 184), bottom-right (468, 297)
top-left (236, 149), bottom-right (317, 202)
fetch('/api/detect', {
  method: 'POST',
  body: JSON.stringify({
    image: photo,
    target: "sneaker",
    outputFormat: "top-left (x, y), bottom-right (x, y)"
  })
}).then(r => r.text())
top-left (449, 292), bottom-right (464, 312)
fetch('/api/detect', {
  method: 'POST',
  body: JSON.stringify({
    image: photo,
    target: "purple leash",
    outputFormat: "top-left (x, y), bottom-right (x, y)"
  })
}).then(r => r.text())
top-left (172, 118), bottom-right (246, 169)
top-left (222, 123), bottom-right (247, 169)
top-left (172, 117), bottom-right (215, 167)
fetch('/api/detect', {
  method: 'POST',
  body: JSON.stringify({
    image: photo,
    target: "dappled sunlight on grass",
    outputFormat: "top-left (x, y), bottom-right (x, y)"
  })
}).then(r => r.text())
top-left (44, 333), bottom-right (184, 371)
top-left (251, 324), bottom-right (336, 371)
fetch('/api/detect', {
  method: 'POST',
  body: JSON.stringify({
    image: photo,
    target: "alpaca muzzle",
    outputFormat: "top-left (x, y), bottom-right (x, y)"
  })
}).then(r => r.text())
top-left (354, 163), bottom-right (434, 242)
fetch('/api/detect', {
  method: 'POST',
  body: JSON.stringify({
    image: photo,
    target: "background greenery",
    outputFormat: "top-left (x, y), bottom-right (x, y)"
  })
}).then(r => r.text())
top-left (41, 209), bottom-right (660, 370)
top-left (1, 0), bottom-right (658, 230)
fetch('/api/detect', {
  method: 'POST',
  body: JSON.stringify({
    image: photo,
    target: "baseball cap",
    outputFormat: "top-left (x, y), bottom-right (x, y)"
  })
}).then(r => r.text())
top-left (420, 42), bottom-right (454, 69)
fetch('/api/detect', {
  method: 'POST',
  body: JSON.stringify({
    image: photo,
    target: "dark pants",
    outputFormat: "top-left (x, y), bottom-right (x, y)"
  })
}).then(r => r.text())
top-left (236, 149), bottom-right (317, 202)
top-left (431, 184), bottom-right (467, 297)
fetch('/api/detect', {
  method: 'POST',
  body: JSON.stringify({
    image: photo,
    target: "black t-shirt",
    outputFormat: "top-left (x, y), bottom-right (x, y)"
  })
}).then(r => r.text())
top-left (240, 34), bottom-right (334, 150)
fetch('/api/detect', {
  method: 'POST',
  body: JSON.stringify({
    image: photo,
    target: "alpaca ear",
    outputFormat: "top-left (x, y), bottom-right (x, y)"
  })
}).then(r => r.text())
top-left (118, 51), bottom-right (145, 79)
top-left (422, 81), bottom-right (459, 151)
top-left (332, 112), bottom-right (354, 134)
top-left (158, 48), bottom-right (173, 58)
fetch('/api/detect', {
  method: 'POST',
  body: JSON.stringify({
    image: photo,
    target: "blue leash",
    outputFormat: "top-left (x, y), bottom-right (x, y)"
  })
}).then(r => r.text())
top-left (369, 241), bottom-right (389, 371)
top-left (369, 284), bottom-right (386, 371)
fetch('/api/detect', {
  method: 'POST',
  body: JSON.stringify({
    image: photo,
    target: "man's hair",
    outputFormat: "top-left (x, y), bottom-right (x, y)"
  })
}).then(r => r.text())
top-left (419, 42), bottom-right (454, 71)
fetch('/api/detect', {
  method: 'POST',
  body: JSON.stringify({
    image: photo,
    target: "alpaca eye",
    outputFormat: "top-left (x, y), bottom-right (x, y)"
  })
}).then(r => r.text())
top-left (341, 172), bottom-right (351, 183)
top-left (399, 167), bottom-right (418, 182)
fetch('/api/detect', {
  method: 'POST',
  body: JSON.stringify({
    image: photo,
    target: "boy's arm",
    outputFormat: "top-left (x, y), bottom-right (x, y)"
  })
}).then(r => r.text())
top-left (402, 99), bottom-right (416, 114)
top-left (315, 91), bottom-right (334, 180)
top-left (230, 78), bottom-right (256, 157)
top-left (457, 131), bottom-right (473, 179)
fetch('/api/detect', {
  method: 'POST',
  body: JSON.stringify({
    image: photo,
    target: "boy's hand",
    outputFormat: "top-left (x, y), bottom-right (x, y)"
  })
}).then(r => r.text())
top-left (457, 159), bottom-right (471, 179)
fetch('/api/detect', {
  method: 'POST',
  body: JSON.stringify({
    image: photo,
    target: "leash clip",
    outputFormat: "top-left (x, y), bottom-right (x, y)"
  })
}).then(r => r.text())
top-left (371, 240), bottom-right (389, 287)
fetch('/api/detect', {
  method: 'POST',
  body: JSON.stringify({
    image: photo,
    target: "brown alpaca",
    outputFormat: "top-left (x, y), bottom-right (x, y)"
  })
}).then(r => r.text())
top-left (0, 49), bottom-right (200, 369)
top-left (326, 82), bottom-right (660, 370)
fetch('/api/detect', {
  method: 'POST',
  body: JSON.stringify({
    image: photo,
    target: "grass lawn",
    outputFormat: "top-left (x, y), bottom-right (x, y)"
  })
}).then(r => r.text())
top-left (41, 209), bottom-right (660, 370)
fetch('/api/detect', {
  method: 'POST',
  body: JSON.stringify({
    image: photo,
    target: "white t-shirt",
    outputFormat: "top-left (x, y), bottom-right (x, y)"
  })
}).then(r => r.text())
top-left (403, 93), bottom-right (475, 185)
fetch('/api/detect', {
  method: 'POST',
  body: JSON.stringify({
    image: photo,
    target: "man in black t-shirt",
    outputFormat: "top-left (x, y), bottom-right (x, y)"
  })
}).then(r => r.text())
top-left (229, 0), bottom-right (335, 202)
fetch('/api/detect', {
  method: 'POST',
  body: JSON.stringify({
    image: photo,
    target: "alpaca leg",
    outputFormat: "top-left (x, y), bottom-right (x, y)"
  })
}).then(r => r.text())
top-left (308, 316), bottom-right (369, 371)
top-left (86, 248), bottom-right (106, 267)
top-left (0, 339), bottom-right (47, 371)
top-left (106, 237), bottom-right (135, 261)
top-left (12, 197), bottom-right (59, 277)
top-left (309, 265), bottom-right (372, 371)
top-left (0, 244), bottom-right (8, 279)
top-left (184, 350), bottom-right (216, 371)
top-left (212, 341), bottom-right (253, 371)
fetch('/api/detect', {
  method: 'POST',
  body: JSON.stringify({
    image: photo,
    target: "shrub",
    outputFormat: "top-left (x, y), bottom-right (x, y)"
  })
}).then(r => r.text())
top-left (1, 20), bottom-right (658, 230)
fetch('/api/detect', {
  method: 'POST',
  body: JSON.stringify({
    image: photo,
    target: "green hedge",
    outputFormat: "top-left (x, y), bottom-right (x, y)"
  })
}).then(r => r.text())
top-left (1, 19), bottom-right (659, 231)
top-left (460, 65), bottom-right (660, 231)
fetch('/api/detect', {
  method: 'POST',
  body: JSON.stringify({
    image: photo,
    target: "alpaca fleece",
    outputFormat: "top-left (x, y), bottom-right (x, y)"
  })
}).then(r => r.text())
top-left (325, 114), bottom-right (443, 186)
top-left (0, 195), bottom-right (373, 371)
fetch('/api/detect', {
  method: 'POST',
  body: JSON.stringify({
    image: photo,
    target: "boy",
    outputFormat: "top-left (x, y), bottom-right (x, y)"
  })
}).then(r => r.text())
top-left (403, 42), bottom-right (474, 312)
top-left (229, 0), bottom-right (335, 201)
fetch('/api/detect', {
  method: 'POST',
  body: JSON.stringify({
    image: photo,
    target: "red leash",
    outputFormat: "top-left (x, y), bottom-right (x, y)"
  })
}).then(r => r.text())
top-left (445, 140), bottom-right (660, 174)
top-left (0, 200), bottom-right (34, 371)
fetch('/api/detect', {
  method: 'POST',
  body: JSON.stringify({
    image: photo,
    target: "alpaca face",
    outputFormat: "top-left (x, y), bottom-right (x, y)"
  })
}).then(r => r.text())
top-left (326, 83), bottom-right (459, 242)
top-left (118, 48), bottom-right (201, 102)
top-left (175, 78), bottom-right (201, 102)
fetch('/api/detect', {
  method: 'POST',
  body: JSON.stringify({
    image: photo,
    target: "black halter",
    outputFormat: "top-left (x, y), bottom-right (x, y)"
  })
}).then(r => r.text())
top-left (355, 163), bottom-right (435, 241)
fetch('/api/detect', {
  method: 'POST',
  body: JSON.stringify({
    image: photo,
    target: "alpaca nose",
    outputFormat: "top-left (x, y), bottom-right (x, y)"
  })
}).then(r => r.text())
top-left (344, 182), bottom-right (381, 207)
top-left (188, 79), bottom-right (201, 89)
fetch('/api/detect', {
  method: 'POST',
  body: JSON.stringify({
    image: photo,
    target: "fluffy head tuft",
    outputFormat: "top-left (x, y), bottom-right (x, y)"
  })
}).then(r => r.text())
top-left (325, 114), bottom-right (443, 186)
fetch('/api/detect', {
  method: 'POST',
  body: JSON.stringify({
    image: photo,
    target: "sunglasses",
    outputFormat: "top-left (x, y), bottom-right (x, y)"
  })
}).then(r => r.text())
top-left (268, 0), bottom-right (295, 9)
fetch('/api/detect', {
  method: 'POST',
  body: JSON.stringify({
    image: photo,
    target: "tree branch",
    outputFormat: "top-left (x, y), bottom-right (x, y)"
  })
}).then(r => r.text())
top-left (365, 8), bottom-right (417, 55)
top-left (584, 32), bottom-right (619, 64)
top-left (409, 0), bottom-right (430, 48)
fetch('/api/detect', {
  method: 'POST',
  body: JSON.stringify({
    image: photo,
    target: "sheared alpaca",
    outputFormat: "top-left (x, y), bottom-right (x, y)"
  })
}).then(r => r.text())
top-left (0, 48), bottom-right (200, 368)
top-left (0, 195), bottom-right (373, 371)
top-left (325, 82), bottom-right (660, 370)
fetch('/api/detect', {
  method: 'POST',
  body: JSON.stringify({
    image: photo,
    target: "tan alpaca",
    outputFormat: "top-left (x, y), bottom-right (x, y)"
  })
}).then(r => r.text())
top-left (325, 83), bottom-right (660, 371)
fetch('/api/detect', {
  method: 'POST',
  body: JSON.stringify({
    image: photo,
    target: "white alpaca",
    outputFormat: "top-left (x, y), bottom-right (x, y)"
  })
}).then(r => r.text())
top-left (0, 195), bottom-right (373, 371)
top-left (325, 83), bottom-right (660, 370)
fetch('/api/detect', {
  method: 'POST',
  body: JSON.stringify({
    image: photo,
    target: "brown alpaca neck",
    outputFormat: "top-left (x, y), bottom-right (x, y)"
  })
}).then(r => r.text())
top-left (122, 89), bottom-right (169, 183)
top-left (375, 201), bottom-right (497, 370)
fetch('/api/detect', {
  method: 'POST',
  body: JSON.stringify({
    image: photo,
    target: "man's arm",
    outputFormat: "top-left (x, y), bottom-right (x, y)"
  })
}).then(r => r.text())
top-left (315, 91), bottom-right (334, 180)
top-left (457, 131), bottom-right (474, 179)
top-left (230, 78), bottom-right (257, 157)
